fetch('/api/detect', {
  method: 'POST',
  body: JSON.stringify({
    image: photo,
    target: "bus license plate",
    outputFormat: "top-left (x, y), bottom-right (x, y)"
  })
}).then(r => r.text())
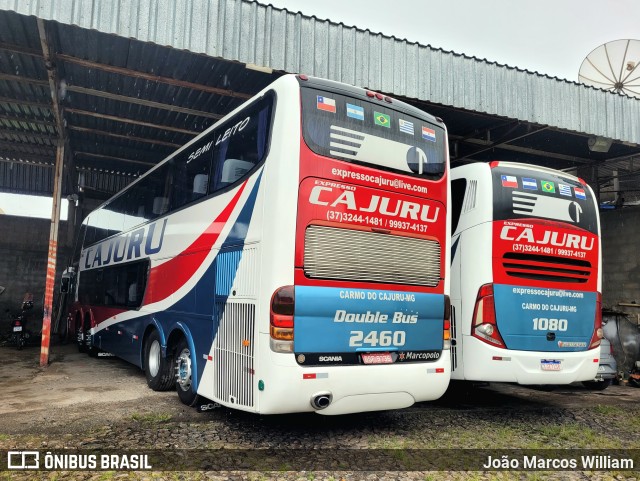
top-left (361, 353), bottom-right (393, 365)
top-left (541, 360), bottom-right (561, 371)
top-left (13, 326), bottom-right (22, 332)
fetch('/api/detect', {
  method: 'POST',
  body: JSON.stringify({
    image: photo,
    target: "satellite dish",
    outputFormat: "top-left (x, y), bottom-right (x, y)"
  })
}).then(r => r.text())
top-left (578, 39), bottom-right (640, 98)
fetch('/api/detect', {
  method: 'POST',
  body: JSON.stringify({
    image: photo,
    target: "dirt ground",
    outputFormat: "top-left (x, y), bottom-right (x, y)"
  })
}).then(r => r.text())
top-left (1, 342), bottom-right (640, 480)
top-left (0, 342), bottom-right (199, 434)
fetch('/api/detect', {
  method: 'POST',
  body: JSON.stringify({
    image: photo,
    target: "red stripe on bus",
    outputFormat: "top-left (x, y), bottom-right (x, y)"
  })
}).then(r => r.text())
top-left (143, 181), bottom-right (249, 305)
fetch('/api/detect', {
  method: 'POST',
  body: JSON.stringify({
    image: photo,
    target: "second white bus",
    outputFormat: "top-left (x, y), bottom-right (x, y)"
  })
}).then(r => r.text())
top-left (449, 161), bottom-right (601, 384)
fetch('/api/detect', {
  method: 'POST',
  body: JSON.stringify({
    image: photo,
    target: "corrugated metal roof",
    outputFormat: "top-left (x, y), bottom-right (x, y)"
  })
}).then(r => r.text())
top-left (3, 0), bottom-right (640, 145)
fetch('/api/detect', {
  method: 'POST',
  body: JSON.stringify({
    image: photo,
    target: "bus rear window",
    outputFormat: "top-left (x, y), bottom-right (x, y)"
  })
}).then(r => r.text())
top-left (492, 167), bottom-right (598, 235)
top-left (301, 87), bottom-right (445, 179)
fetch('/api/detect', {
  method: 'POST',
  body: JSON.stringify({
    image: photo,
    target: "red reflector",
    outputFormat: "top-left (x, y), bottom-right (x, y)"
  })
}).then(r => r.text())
top-left (492, 356), bottom-right (502, 361)
top-left (436, 368), bottom-right (445, 373)
top-left (593, 358), bottom-right (599, 363)
top-left (303, 373), bottom-right (316, 379)
top-left (15, 321), bottom-right (21, 326)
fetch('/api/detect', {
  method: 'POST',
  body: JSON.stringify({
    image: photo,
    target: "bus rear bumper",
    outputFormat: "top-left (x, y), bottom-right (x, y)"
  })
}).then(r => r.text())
top-left (257, 350), bottom-right (451, 415)
top-left (461, 337), bottom-right (600, 385)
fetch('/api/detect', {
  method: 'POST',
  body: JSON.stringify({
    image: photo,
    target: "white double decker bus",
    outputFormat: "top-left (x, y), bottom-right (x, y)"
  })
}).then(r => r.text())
top-left (449, 161), bottom-right (602, 384)
top-left (68, 74), bottom-right (452, 414)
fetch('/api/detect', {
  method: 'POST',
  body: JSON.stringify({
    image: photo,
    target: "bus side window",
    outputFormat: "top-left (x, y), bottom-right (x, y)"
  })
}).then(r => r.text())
top-left (220, 158), bottom-right (254, 185)
top-left (451, 178), bottom-right (467, 234)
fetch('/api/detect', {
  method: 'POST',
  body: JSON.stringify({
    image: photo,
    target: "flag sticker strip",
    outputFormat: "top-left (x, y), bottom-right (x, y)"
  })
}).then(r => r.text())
top-left (559, 184), bottom-right (572, 196)
top-left (541, 181), bottom-right (555, 193)
top-left (399, 119), bottom-right (414, 135)
top-left (574, 187), bottom-right (586, 200)
top-left (522, 178), bottom-right (537, 190)
top-left (422, 126), bottom-right (436, 142)
top-left (501, 175), bottom-right (518, 188)
top-left (346, 103), bottom-right (364, 120)
top-left (316, 95), bottom-right (336, 113)
top-left (374, 111), bottom-right (390, 128)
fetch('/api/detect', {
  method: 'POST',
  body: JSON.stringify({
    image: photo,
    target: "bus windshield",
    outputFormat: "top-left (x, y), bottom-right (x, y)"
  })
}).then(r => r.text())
top-left (300, 87), bottom-right (445, 179)
top-left (492, 166), bottom-right (598, 235)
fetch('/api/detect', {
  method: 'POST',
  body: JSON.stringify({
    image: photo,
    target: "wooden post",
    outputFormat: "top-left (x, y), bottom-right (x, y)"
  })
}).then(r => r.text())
top-left (41, 141), bottom-right (64, 367)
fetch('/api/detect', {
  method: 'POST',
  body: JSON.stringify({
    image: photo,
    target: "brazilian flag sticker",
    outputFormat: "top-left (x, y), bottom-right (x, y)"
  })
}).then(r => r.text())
top-left (541, 181), bottom-right (556, 193)
top-left (374, 111), bottom-right (390, 128)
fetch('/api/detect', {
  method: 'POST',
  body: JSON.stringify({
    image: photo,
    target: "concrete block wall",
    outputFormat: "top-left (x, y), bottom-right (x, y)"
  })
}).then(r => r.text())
top-left (0, 215), bottom-right (74, 332)
top-left (601, 206), bottom-right (640, 321)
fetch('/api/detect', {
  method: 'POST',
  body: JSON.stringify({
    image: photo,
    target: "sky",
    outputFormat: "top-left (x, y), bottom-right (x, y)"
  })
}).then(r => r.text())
top-left (0, 193), bottom-right (68, 220)
top-left (265, 0), bottom-right (640, 82)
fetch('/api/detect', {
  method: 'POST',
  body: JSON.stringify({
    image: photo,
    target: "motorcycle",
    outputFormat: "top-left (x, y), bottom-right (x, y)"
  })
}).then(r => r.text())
top-left (10, 294), bottom-right (34, 350)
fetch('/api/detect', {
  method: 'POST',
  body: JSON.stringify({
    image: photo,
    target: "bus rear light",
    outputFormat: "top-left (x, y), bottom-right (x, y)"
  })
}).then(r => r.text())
top-left (375, 93), bottom-right (383, 100)
top-left (366, 91), bottom-right (375, 97)
top-left (443, 295), bottom-right (451, 348)
top-left (472, 284), bottom-right (506, 348)
top-left (270, 286), bottom-right (295, 350)
top-left (588, 291), bottom-right (603, 349)
top-left (489, 161), bottom-right (500, 169)
top-left (578, 177), bottom-right (587, 186)
top-left (384, 96), bottom-right (392, 103)
top-left (270, 325), bottom-right (294, 341)
top-left (298, 74), bottom-right (309, 81)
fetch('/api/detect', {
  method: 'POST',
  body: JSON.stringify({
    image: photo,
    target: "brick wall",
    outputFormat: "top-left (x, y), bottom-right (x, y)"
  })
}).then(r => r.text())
top-left (0, 215), bottom-right (74, 331)
top-left (601, 206), bottom-right (640, 318)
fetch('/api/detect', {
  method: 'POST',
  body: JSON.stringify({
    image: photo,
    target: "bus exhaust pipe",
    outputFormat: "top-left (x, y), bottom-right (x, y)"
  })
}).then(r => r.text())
top-left (310, 392), bottom-right (332, 410)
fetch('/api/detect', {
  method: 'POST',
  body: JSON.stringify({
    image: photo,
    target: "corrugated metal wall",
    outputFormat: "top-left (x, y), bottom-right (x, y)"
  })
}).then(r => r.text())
top-left (2, 0), bottom-right (639, 144)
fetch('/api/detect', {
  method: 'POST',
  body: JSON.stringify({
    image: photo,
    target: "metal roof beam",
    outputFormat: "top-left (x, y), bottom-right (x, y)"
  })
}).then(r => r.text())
top-left (64, 108), bottom-right (199, 136)
top-left (0, 75), bottom-right (224, 120)
top-left (0, 72), bottom-right (48, 87)
top-left (68, 125), bottom-right (182, 148)
top-left (75, 151), bottom-right (155, 167)
top-left (0, 113), bottom-right (56, 127)
top-left (0, 42), bottom-right (43, 58)
top-left (56, 54), bottom-right (252, 100)
top-left (0, 128), bottom-right (57, 142)
top-left (0, 139), bottom-right (55, 154)
top-left (0, 153), bottom-right (54, 166)
top-left (0, 95), bottom-right (53, 110)
top-left (65, 84), bottom-right (223, 120)
top-left (450, 135), bottom-right (593, 164)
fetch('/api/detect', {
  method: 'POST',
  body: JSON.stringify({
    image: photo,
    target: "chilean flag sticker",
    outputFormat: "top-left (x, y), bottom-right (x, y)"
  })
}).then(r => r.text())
top-left (316, 95), bottom-right (336, 113)
top-left (501, 175), bottom-right (518, 188)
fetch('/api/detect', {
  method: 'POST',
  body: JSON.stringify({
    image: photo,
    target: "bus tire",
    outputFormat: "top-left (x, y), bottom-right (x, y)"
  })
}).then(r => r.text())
top-left (85, 318), bottom-right (99, 358)
top-left (144, 330), bottom-right (174, 391)
top-left (76, 317), bottom-right (86, 353)
top-left (175, 337), bottom-right (198, 406)
top-left (582, 379), bottom-right (611, 390)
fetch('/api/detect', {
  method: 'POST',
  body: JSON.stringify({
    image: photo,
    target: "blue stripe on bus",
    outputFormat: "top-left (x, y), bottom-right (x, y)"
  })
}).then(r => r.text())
top-left (117, 173), bottom-right (264, 388)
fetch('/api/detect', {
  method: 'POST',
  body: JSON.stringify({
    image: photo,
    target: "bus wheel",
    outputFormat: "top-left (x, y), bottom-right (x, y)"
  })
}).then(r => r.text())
top-left (144, 330), bottom-right (174, 391)
top-left (85, 318), bottom-right (98, 358)
top-left (76, 320), bottom-right (86, 353)
top-left (175, 337), bottom-right (198, 406)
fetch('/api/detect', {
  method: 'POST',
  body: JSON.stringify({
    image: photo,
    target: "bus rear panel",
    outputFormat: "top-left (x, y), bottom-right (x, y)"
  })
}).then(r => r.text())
top-left (450, 162), bottom-right (601, 384)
